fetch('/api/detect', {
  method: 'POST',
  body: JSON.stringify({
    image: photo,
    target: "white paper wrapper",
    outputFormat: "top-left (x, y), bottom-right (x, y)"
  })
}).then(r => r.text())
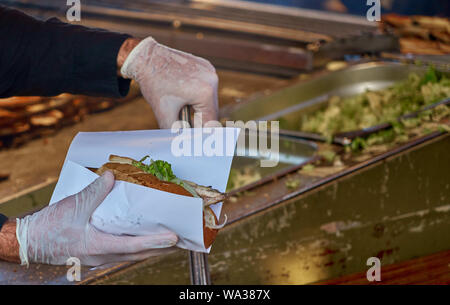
top-left (49, 128), bottom-right (240, 253)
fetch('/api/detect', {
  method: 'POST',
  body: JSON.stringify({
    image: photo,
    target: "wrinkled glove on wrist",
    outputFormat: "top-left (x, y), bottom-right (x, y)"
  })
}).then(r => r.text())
top-left (120, 37), bottom-right (220, 128)
top-left (16, 171), bottom-right (178, 267)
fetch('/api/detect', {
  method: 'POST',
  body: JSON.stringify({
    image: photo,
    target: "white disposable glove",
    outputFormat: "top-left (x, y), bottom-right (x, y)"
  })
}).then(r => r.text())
top-left (120, 37), bottom-right (220, 128)
top-left (15, 171), bottom-right (178, 266)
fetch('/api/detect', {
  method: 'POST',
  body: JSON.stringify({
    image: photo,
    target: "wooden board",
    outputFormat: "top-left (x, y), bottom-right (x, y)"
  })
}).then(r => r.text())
top-left (317, 249), bottom-right (450, 285)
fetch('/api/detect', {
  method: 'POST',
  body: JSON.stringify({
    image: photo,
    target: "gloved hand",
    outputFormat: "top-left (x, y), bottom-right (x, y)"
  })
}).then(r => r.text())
top-left (15, 171), bottom-right (178, 266)
top-left (120, 37), bottom-right (220, 129)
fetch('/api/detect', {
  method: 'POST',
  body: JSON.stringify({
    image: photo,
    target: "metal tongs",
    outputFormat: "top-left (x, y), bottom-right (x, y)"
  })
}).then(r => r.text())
top-left (180, 105), bottom-right (212, 285)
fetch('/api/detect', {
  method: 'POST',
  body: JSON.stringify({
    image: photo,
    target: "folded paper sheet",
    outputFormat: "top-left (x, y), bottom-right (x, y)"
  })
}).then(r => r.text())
top-left (49, 128), bottom-right (240, 252)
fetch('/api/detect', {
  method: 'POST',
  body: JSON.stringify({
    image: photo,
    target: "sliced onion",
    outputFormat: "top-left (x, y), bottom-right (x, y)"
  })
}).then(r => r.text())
top-left (204, 208), bottom-right (227, 229)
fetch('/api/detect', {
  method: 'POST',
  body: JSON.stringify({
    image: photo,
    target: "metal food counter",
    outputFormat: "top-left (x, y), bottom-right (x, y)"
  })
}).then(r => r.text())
top-left (0, 0), bottom-right (449, 285)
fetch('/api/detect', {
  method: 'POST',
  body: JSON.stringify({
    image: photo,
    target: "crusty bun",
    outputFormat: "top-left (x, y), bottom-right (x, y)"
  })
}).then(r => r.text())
top-left (203, 206), bottom-right (219, 249)
top-left (95, 155), bottom-right (223, 248)
top-left (97, 162), bottom-right (192, 197)
top-left (0, 96), bottom-right (41, 108)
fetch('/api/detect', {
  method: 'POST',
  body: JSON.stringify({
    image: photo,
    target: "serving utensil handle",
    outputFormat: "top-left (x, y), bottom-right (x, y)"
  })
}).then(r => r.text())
top-left (180, 105), bottom-right (212, 285)
top-left (180, 105), bottom-right (191, 125)
top-left (189, 250), bottom-right (211, 285)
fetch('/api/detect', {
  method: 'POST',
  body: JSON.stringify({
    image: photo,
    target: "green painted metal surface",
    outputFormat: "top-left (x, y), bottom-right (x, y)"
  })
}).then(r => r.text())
top-left (0, 183), bottom-right (55, 218)
top-left (95, 135), bottom-right (450, 284)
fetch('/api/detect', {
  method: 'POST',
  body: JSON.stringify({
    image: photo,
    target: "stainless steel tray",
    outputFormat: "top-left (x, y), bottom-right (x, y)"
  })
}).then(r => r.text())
top-left (226, 129), bottom-right (317, 192)
top-left (227, 62), bottom-right (450, 144)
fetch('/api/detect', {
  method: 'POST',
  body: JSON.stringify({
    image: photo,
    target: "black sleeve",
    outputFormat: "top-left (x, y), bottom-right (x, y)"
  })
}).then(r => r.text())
top-left (0, 5), bottom-right (131, 98)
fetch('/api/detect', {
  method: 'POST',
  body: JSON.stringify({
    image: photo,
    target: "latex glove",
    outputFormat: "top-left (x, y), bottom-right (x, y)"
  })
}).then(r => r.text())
top-left (15, 171), bottom-right (178, 266)
top-left (120, 37), bottom-right (220, 128)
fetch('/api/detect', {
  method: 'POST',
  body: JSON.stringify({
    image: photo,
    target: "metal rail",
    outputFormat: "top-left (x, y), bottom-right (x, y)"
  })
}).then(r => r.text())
top-left (189, 251), bottom-right (211, 285)
top-left (180, 106), bottom-right (211, 285)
